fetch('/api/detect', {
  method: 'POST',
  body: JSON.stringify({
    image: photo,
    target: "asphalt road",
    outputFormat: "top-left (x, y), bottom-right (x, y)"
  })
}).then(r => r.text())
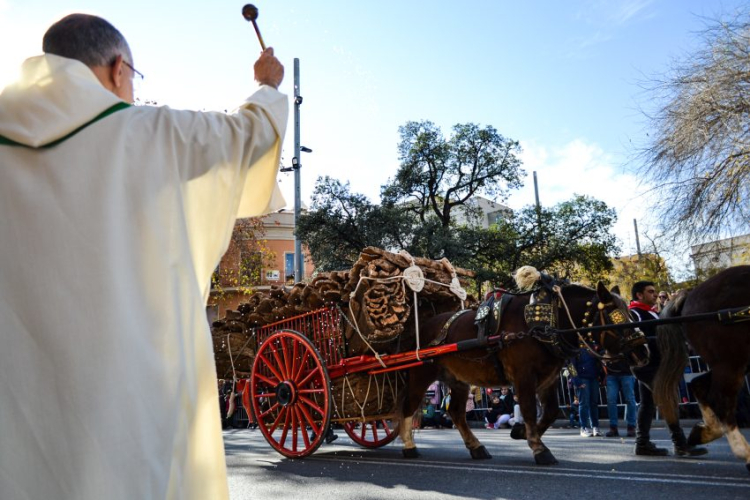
top-left (224, 422), bottom-right (750, 500)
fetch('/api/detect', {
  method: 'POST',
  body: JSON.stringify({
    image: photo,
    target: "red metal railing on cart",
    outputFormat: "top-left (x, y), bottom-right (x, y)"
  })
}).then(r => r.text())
top-left (255, 307), bottom-right (345, 366)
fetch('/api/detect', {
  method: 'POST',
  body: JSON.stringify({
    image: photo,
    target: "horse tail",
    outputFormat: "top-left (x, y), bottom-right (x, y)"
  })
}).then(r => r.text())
top-left (652, 293), bottom-right (689, 422)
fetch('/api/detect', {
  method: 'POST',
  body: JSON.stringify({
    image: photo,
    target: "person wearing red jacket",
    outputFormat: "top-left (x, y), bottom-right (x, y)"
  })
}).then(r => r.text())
top-left (630, 281), bottom-right (707, 457)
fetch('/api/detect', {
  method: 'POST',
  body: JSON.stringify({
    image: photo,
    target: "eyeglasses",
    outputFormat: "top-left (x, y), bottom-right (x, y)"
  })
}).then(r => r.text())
top-left (123, 60), bottom-right (144, 81)
top-left (658, 295), bottom-right (667, 299)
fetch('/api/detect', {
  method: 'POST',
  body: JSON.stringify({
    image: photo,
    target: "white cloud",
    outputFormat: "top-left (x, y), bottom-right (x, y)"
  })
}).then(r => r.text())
top-left (612, 0), bottom-right (656, 25)
top-left (576, 0), bottom-right (656, 26)
top-left (507, 138), bottom-right (654, 256)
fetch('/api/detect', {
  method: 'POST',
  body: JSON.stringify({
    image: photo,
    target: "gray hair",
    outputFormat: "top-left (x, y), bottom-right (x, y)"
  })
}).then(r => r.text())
top-left (42, 14), bottom-right (132, 68)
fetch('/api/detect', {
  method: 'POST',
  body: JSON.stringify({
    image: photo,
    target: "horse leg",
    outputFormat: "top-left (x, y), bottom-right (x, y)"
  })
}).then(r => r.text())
top-left (687, 371), bottom-right (730, 446)
top-left (710, 371), bottom-right (750, 471)
top-left (514, 379), bottom-right (558, 465)
top-left (689, 368), bottom-right (750, 470)
top-left (398, 413), bottom-right (419, 458)
top-left (446, 381), bottom-right (491, 460)
top-left (399, 366), bottom-right (437, 458)
top-left (726, 427), bottom-right (750, 473)
top-left (655, 376), bottom-right (709, 457)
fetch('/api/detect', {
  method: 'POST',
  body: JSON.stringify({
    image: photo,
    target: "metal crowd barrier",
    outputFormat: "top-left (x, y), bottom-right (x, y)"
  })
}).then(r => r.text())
top-left (470, 356), bottom-right (750, 423)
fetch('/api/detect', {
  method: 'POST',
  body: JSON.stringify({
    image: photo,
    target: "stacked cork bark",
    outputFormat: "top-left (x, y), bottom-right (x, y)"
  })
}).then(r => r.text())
top-left (211, 247), bottom-right (475, 378)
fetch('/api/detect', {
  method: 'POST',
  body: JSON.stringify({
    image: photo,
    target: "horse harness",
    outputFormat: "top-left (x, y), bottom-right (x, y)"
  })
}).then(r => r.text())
top-left (438, 274), bottom-right (640, 365)
top-left (520, 277), bottom-right (581, 360)
top-left (580, 299), bottom-right (643, 356)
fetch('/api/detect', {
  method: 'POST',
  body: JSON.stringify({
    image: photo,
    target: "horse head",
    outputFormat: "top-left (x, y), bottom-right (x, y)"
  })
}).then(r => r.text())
top-left (584, 282), bottom-right (650, 369)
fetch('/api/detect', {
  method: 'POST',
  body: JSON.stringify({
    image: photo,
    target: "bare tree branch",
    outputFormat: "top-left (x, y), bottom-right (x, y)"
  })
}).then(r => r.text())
top-left (638, 11), bottom-right (750, 242)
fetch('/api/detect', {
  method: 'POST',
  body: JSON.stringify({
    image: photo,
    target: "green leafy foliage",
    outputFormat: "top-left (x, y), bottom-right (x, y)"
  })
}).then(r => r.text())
top-left (382, 121), bottom-right (524, 226)
top-left (211, 217), bottom-right (275, 297)
top-left (298, 122), bottom-right (620, 288)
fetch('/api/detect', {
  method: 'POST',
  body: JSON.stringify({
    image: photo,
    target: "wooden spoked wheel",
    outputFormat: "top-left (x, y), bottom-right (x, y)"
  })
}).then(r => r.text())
top-left (343, 419), bottom-right (398, 448)
top-left (250, 330), bottom-right (331, 458)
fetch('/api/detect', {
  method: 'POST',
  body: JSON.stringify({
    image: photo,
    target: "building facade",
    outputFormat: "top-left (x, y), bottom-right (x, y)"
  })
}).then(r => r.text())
top-left (690, 233), bottom-right (750, 276)
top-left (452, 195), bottom-right (512, 228)
top-left (206, 211), bottom-right (315, 322)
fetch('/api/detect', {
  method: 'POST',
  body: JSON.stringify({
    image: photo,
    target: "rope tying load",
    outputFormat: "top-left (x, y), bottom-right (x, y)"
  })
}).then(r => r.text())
top-left (344, 247), bottom-right (474, 356)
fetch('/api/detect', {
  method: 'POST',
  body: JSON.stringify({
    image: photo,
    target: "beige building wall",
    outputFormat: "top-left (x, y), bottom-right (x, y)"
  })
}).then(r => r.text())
top-left (690, 234), bottom-right (750, 274)
top-left (207, 212), bottom-right (314, 321)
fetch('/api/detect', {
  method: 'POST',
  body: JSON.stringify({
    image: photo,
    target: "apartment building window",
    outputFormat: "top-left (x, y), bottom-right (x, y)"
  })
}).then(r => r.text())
top-left (285, 252), bottom-right (295, 282)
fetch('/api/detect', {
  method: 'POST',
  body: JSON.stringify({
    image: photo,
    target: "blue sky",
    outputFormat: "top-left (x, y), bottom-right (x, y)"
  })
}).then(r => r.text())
top-left (1, 1), bottom-right (745, 271)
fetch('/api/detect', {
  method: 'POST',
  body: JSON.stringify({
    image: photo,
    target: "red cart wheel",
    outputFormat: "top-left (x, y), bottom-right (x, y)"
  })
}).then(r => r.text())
top-left (237, 379), bottom-right (255, 426)
top-left (343, 419), bottom-right (398, 448)
top-left (250, 330), bottom-right (331, 458)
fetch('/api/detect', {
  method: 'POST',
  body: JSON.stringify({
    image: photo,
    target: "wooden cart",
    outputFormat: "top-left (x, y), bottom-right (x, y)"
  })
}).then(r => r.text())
top-left (245, 305), bottom-right (465, 458)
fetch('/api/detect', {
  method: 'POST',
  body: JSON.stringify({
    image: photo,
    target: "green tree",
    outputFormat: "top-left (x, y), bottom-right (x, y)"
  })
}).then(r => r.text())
top-left (296, 177), bottom-right (410, 271)
top-left (298, 122), bottom-right (618, 286)
top-left (382, 121), bottom-right (525, 227)
top-left (211, 217), bottom-right (275, 297)
top-left (608, 254), bottom-right (672, 300)
top-left (455, 196), bottom-right (619, 287)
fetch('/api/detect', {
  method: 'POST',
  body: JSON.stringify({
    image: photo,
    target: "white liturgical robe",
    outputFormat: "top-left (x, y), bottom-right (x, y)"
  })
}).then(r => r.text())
top-left (0, 54), bottom-right (288, 499)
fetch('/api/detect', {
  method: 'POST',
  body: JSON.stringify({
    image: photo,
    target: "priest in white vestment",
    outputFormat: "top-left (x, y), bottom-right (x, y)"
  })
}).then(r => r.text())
top-left (0, 14), bottom-right (288, 500)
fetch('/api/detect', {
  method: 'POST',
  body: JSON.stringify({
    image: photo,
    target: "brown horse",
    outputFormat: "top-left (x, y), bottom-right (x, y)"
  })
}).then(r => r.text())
top-left (395, 275), bottom-right (649, 465)
top-left (652, 265), bottom-right (750, 472)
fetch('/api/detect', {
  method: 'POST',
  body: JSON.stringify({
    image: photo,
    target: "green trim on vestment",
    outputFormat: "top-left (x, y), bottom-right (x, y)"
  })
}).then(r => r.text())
top-left (0, 102), bottom-right (131, 149)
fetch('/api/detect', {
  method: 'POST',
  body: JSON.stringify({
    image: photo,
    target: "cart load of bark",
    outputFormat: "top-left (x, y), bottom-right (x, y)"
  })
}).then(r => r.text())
top-left (211, 247), bottom-right (476, 376)
top-left (211, 272), bottom-right (351, 377)
top-left (212, 308), bottom-right (257, 378)
top-left (331, 371), bottom-right (406, 422)
top-left (342, 247), bottom-right (475, 354)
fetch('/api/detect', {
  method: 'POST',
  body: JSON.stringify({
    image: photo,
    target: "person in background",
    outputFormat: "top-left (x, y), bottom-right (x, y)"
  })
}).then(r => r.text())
top-left (573, 344), bottom-right (604, 437)
top-left (323, 425), bottom-right (339, 444)
top-left (568, 396), bottom-right (580, 429)
top-left (630, 281), bottom-right (707, 457)
top-left (485, 391), bottom-right (504, 429)
top-left (439, 389), bottom-right (454, 428)
top-left (421, 396), bottom-right (441, 428)
top-left (427, 381), bottom-right (443, 407)
top-left (603, 356), bottom-right (637, 437)
top-left (563, 364), bottom-right (580, 428)
top-left (465, 385), bottom-right (480, 420)
top-left (655, 291), bottom-right (670, 313)
top-left (0, 13), bottom-right (287, 500)
top-left (489, 386), bottom-right (516, 429)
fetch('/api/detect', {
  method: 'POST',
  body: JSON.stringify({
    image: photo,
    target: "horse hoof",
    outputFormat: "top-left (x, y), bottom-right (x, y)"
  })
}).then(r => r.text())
top-left (470, 445), bottom-right (492, 460)
top-left (402, 448), bottom-right (420, 459)
top-left (510, 423), bottom-right (526, 440)
top-left (675, 445), bottom-right (708, 457)
top-left (534, 449), bottom-right (558, 465)
top-left (687, 423), bottom-right (706, 446)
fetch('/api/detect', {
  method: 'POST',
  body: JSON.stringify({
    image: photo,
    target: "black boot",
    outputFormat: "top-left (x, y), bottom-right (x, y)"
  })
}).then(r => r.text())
top-left (325, 426), bottom-right (338, 444)
top-left (605, 426), bottom-right (620, 437)
top-left (670, 424), bottom-right (708, 457)
top-left (634, 386), bottom-right (667, 456)
top-left (635, 441), bottom-right (669, 456)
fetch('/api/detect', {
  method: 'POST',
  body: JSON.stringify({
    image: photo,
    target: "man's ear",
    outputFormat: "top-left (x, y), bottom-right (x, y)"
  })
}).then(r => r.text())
top-left (110, 54), bottom-right (125, 89)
